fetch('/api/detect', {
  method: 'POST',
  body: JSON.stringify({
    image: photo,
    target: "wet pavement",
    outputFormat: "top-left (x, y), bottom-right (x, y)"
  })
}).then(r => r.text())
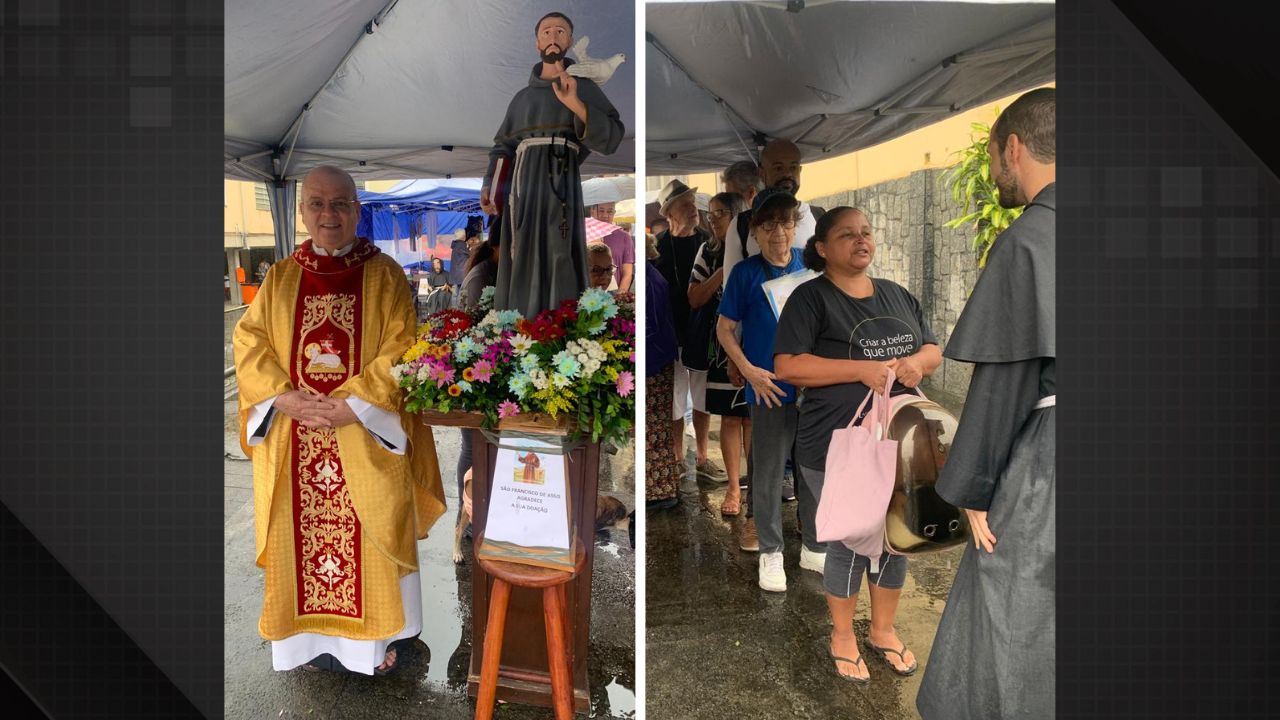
top-left (224, 401), bottom-right (636, 719)
top-left (645, 421), bottom-right (962, 720)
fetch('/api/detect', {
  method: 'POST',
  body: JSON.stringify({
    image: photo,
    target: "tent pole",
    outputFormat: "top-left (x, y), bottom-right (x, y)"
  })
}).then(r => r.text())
top-left (952, 48), bottom-right (1054, 112)
top-left (646, 32), bottom-right (761, 144)
top-left (267, 178), bottom-right (298, 261)
top-left (273, 0), bottom-right (403, 176)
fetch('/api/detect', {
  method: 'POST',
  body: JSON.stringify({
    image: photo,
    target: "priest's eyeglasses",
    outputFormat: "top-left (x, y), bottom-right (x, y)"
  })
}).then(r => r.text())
top-left (758, 220), bottom-right (797, 232)
top-left (305, 199), bottom-right (356, 213)
top-left (589, 264), bottom-right (616, 275)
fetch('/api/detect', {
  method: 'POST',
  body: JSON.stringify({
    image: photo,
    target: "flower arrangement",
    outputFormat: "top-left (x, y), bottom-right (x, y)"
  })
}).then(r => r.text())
top-left (393, 287), bottom-right (635, 444)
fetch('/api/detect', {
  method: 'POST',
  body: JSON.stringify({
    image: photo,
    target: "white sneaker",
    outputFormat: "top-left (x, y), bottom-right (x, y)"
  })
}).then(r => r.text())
top-left (799, 545), bottom-right (826, 575)
top-left (758, 551), bottom-right (787, 592)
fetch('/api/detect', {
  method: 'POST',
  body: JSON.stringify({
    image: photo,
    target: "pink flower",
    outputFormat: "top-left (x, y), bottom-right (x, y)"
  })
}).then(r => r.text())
top-left (472, 360), bottom-right (494, 383)
top-left (430, 365), bottom-right (455, 388)
top-left (615, 371), bottom-right (634, 397)
top-left (498, 400), bottom-right (521, 418)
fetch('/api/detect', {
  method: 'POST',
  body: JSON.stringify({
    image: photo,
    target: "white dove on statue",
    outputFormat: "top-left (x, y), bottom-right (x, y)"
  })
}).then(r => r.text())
top-left (566, 36), bottom-right (625, 86)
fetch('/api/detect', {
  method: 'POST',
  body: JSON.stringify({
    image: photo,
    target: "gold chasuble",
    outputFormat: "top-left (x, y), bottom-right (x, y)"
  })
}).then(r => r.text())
top-left (234, 238), bottom-right (446, 642)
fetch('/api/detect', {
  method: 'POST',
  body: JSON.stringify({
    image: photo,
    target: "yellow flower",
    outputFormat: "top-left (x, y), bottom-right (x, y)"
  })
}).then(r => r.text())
top-left (605, 366), bottom-right (619, 381)
top-left (601, 340), bottom-right (631, 360)
top-left (463, 367), bottom-right (475, 382)
top-left (448, 384), bottom-right (462, 397)
top-left (402, 339), bottom-right (431, 363)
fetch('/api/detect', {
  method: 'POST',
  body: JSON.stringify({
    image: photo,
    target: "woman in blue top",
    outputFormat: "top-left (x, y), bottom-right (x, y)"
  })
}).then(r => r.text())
top-left (715, 190), bottom-right (809, 593)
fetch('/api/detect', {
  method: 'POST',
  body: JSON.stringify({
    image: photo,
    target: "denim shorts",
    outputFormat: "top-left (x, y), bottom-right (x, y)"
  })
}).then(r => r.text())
top-left (823, 542), bottom-right (908, 597)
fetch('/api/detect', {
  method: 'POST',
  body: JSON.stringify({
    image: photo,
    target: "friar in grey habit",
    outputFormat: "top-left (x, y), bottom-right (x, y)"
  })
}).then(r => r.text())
top-left (480, 11), bottom-right (625, 318)
top-left (917, 87), bottom-right (1056, 720)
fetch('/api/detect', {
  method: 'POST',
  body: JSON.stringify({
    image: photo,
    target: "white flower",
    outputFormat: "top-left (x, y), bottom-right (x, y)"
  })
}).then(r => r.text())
top-left (416, 366), bottom-right (431, 382)
top-left (511, 333), bottom-right (534, 356)
top-left (390, 365), bottom-right (405, 381)
top-left (571, 339), bottom-right (606, 364)
top-left (529, 368), bottom-right (549, 390)
top-left (480, 310), bottom-right (499, 327)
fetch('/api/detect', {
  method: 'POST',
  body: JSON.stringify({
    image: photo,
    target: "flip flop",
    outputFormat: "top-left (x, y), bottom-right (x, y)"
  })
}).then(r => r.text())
top-left (828, 649), bottom-right (870, 685)
top-left (865, 639), bottom-right (918, 676)
top-left (720, 495), bottom-right (741, 516)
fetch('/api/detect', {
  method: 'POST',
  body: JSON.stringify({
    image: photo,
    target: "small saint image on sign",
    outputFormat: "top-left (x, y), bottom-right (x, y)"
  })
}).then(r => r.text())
top-left (514, 451), bottom-right (546, 485)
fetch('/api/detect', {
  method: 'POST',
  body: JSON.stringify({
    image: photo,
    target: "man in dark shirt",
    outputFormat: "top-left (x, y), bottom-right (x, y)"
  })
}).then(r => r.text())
top-left (447, 228), bottom-right (470, 289)
top-left (918, 87), bottom-right (1056, 720)
top-left (653, 179), bottom-right (726, 483)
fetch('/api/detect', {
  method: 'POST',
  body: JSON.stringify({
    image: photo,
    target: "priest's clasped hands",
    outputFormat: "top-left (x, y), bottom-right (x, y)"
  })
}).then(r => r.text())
top-left (273, 389), bottom-right (358, 429)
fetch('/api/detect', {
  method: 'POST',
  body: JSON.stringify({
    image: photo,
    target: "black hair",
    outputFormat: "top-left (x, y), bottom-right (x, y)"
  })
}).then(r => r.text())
top-left (535, 12), bottom-right (573, 35)
top-left (802, 206), bottom-right (864, 272)
top-left (465, 214), bottom-right (484, 239)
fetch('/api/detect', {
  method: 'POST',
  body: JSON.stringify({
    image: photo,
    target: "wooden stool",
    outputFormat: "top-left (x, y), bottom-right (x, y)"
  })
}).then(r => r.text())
top-left (474, 539), bottom-right (587, 720)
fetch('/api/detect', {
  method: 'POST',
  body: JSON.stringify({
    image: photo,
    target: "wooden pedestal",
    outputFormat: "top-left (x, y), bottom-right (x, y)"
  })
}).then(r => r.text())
top-left (465, 427), bottom-right (599, 714)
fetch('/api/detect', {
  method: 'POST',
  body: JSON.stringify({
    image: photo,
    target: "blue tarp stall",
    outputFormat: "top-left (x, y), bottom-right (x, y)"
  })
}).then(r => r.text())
top-left (356, 178), bottom-right (485, 267)
top-left (224, 0), bottom-right (636, 260)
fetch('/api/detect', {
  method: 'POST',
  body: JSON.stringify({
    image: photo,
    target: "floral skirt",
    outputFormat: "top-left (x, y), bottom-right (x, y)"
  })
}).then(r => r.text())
top-left (646, 363), bottom-right (683, 502)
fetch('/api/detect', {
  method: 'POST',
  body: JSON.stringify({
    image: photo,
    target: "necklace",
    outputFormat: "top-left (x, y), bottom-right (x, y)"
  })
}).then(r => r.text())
top-left (664, 229), bottom-right (699, 284)
top-left (547, 137), bottom-right (572, 240)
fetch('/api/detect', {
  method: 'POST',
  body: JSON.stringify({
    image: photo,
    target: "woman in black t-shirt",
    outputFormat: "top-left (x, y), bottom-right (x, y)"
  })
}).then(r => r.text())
top-left (774, 207), bottom-right (942, 683)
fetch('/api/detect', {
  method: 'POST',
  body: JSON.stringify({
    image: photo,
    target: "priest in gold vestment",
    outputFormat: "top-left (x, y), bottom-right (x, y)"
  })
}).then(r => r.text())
top-left (234, 166), bottom-right (446, 675)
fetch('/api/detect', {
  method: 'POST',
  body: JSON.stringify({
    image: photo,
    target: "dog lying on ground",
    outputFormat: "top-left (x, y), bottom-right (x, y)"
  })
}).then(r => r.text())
top-left (453, 468), bottom-right (631, 563)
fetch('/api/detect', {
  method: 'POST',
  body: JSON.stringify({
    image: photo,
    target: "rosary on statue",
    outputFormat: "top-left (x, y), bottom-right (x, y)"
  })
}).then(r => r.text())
top-left (549, 138), bottom-right (572, 241)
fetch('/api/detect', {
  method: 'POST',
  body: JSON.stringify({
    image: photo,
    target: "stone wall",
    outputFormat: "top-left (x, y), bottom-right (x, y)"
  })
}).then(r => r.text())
top-left (809, 168), bottom-right (982, 413)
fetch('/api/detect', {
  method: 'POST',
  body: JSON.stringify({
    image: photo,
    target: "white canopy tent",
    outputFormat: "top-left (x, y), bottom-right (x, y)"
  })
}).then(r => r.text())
top-left (646, 0), bottom-right (1055, 174)
top-left (226, 0), bottom-right (636, 256)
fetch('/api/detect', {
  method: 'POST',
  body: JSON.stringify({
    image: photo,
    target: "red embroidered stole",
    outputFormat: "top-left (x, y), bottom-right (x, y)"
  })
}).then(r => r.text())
top-left (287, 239), bottom-right (379, 619)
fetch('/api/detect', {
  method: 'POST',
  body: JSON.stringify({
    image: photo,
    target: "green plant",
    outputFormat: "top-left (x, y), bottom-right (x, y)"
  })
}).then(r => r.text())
top-left (942, 113), bottom-right (1023, 267)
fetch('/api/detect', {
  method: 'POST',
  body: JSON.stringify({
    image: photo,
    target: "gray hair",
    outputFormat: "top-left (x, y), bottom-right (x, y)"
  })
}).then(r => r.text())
top-left (721, 160), bottom-right (763, 194)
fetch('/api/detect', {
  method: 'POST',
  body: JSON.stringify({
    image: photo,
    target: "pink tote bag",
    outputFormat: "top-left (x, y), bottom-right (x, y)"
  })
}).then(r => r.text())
top-left (814, 369), bottom-right (898, 573)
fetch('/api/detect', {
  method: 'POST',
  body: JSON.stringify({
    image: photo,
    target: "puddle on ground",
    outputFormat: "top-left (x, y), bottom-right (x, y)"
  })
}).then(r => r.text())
top-left (599, 676), bottom-right (635, 718)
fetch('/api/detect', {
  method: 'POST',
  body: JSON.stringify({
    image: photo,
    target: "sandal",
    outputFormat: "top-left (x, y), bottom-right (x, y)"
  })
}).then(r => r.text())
top-left (720, 494), bottom-right (741, 516)
top-left (828, 649), bottom-right (870, 685)
top-left (865, 639), bottom-right (918, 676)
top-left (373, 645), bottom-right (399, 676)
